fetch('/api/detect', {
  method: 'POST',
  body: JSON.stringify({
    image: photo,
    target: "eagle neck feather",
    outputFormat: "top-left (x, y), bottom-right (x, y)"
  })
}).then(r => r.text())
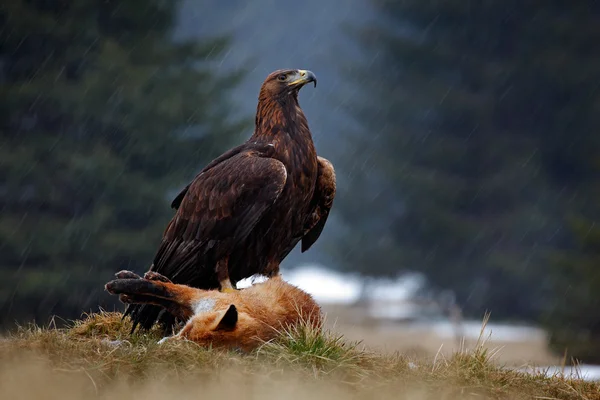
top-left (252, 92), bottom-right (313, 146)
top-left (251, 92), bottom-right (317, 198)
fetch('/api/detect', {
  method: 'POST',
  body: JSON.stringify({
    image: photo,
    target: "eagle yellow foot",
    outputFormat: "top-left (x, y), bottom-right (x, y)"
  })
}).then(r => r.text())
top-left (219, 279), bottom-right (237, 294)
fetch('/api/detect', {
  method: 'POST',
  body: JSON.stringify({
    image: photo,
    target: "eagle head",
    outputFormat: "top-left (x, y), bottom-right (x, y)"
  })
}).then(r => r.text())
top-left (260, 69), bottom-right (317, 99)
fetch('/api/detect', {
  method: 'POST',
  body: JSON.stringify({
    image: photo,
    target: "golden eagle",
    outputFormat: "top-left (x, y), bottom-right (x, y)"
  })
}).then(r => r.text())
top-left (125, 69), bottom-right (336, 332)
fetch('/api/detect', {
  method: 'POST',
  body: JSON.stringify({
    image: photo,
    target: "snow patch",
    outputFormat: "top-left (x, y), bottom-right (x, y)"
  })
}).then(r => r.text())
top-left (283, 264), bottom-right (363, 304)
top-left (236, 265), bottom-right (424, 306)
top-left (517, 364), bottom-right (600, 382)
top-left (400, 320), bottom-right (547, 343)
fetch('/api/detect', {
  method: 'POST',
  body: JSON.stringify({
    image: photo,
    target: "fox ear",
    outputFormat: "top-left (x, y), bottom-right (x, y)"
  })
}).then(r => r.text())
top-left (214, 304), bottom-right (238, 331)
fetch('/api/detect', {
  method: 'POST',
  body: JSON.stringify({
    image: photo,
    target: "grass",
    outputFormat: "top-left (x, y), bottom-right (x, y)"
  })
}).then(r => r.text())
top-left (0, 311), bottom-right (598, 400)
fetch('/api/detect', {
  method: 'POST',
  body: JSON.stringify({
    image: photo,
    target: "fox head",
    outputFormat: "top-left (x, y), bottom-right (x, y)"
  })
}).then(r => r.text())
top-left (175, 303), bottom-right (264, 350)
top-left (197, 304), bottom-right (238, 332)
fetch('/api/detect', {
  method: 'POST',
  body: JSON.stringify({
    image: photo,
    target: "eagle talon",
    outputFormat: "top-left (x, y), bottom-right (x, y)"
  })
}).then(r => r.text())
top-left (219, 279), bottom-right (237, 293)
top-left (119, 294), bottom-right (135, 303)
top-left (115, 270), bottom-right (141, 280)
top-left (144, 271), bottom-right (172, 283)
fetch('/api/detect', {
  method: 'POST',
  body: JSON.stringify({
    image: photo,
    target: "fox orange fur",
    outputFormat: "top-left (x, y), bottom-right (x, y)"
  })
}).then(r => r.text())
top-left (105, 270), bottom-right (322, 351)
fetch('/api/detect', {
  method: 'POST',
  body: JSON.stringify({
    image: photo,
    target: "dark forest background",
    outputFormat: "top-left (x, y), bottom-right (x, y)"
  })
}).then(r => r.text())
top-left (1, 0), bottom-right (599, 362)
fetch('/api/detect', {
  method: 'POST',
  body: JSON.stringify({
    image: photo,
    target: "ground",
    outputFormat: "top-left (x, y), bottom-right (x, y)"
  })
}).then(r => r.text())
top-left (320, 304), bottom-right (558, 366)
top-left (0, 311), bottom-right (597, 400)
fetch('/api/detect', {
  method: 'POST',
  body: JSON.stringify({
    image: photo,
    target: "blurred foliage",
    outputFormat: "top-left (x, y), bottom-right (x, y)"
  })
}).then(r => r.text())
top-left (336, 0), bottom-right (600, 359)
top-left (544, 190), bottom-right (600, 362)
top-left (0, 0), bottom-right (249, 326)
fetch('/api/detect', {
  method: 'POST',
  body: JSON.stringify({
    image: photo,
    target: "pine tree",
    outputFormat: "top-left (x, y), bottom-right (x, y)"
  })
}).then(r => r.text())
top-left (546, 208), bottom-right (600, 363)
top-left (0, 0), bottom-right (249, 325)
top-left (544, 135), bottom-right (600, 362)
top-left (336, 0), bottom-right (600, 320)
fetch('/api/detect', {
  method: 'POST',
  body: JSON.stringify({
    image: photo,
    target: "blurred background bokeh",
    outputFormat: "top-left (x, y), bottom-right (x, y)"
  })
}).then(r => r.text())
top-left (2, 0), bottom-right (599, 375)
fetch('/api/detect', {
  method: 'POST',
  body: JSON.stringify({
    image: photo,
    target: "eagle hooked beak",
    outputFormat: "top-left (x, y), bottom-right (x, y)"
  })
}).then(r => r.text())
top-left (288, 69), bottom-right (317, 89)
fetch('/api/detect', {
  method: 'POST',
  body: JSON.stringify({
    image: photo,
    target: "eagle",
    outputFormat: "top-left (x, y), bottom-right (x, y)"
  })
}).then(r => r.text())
top-left (125, 69), bottom-right (336, 333)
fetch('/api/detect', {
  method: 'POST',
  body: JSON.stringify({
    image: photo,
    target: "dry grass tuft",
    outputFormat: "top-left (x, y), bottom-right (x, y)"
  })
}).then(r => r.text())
top-left (0, 311), bottom-right (597, 400)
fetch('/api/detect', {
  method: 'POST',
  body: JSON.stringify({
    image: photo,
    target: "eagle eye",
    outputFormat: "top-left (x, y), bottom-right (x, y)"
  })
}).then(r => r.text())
top-left (277, 74), bottom-right (287, 82)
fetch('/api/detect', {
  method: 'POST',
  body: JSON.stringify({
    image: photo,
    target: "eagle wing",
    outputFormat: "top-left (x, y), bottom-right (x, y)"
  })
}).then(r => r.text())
top-left (301, 156), bottom-right (337, 252)
top-left (125, 144), bottom-right (287, 333)
top-left (170, 144), bottom-right (249, 210)
top-left (152, 145), bottom-right (287, 283)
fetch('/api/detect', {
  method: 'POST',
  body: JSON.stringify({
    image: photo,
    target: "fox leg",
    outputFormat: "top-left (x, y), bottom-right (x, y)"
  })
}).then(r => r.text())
top-left (157, 332), bottom-right (185, 345)
top-left (118, 293), bottom-right (189, 321)
top-left (119, 293), bottom-right (173, 310)
top-left (157, 336), bottom-right (175, 345)
top-left (216, 256), bottom-right (237, 293)
top-left (114, 271), bottom-right (144, 304)
top-left (114, 271), bottom-right (175, 305)
top-left (105, 279), bottom-right (195, 320)
top-left (157, 320), bottom-right (194, 345)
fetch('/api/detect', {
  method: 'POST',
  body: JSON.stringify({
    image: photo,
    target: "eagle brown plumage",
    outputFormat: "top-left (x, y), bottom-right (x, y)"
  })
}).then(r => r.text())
top-left (125, 69), bottom-right (336, 333)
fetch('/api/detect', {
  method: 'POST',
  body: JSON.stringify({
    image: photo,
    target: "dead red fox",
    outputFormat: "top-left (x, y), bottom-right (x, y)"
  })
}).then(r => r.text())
top-left (105, 271), bottom-right (322, 351)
